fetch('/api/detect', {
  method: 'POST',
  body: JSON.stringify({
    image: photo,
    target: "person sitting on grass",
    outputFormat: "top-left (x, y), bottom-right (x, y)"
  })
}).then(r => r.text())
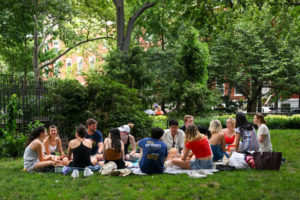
top-left (253, 113), bottom-right (273, 152)
top-left (234, 113), bottom-right (260, 153)
top-left (103, 128), bottom-right (126, 169)
top-left (23, 126), bottom-right (56, 172)
top-left (172, 125), bottom-right (213, 170)
top-left (138, 127), bottom-right (168, 174)
top-left (209, 120), bottom-right (227, 162)
top-left (43, 125), bottom-right (65, 160)
top-left (180, 115), bottom-right (211, 139)
top-left (62, 125), bottom-right (93, 168)
top-left (162, 119), bottom-right (185, 152)
top-left (119, 123), bottom-right (140, 161)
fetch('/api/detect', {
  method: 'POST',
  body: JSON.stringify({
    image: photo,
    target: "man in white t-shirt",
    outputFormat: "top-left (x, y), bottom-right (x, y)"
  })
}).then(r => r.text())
top-left (162, 119), bottom-right (185, 152)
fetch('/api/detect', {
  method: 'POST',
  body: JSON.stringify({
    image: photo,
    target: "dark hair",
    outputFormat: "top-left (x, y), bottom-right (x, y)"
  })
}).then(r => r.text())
top-left (25, 126), bottom-right (45, 147)
top-left (236, 112), bottom-right (254, 131)
top-left (169, 119), bottom-right (179, 127)
top-left (151, 127), bottom-right (164, 139)
top-left (86, 118), bottom-right (97, 126)
top-left (109, 128), bottom-right (122, 152)
top-left (76, 124), bottom-right (87, 138)
top-left (255, 113), bottom-right (266, 124)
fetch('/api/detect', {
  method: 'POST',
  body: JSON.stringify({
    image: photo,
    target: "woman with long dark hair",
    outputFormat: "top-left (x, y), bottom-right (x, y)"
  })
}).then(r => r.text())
top-left (103, 128), bottom-right (126, 169)
top-left (234, 113), bottom-right (260, 153)
top-left (23, 126), bottom-right (55, 171)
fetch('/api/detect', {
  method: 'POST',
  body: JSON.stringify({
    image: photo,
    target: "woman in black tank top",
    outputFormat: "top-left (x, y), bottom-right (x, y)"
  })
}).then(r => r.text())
top-left (62, 125), bottom-right (92, 168)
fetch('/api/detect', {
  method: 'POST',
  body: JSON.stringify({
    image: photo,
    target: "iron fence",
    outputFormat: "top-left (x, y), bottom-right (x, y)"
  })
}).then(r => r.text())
top-left (0, 74), bottom-right (56, 134)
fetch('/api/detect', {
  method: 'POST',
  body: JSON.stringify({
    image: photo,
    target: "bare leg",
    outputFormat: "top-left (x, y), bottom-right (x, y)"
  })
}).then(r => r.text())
top-left (62, 157), bottom-right (70, 166)
top-left (34, 161), bottom-right (54, 170)
top-left (172, 158), bottom-right (191, 169)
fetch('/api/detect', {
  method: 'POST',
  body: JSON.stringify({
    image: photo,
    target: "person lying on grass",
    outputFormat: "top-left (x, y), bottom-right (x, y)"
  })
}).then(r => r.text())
top-left (62, 125), bottom-right (94, 168)
top-left (43, 125), bottom-right (65, 163)
top-left (138, 127), bottom-right (168, 174)
top-left (23, 126), bottom-right (56, 171)
top-left (172, 125), bottom-right (213, 170)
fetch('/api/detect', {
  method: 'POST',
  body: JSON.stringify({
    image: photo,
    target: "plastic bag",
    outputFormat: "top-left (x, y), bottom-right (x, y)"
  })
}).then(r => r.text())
top-left (229, 152), bottom-right (249, 169)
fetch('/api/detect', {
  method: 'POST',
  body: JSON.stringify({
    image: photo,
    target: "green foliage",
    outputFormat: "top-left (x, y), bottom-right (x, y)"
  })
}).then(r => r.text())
top-left (104, 46), bottom-right (153, 91)
top-left (46, 79), bottom-right (88, 139)
top-left (85, 73), bottom-right (152, 139)
top-left (0, 94), bottom-right (26, 157)
top-left (27, 120), bottom-right (44, 135)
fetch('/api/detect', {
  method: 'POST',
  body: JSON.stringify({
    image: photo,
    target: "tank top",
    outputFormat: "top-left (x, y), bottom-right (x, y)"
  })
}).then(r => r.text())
top-left (70, 139), bottom-right (92, 168)
top-left (185, 137), bottom-right (212, 159)
top-left (224, 131), bottom-right (235, 145)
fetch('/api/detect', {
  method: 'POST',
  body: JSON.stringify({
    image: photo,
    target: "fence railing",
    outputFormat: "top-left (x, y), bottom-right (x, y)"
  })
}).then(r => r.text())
top-left (0, 75), bottom-right (56, 134)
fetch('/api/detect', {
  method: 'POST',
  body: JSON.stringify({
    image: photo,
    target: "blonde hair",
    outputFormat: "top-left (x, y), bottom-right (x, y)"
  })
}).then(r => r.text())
top-left (209, 120), bottom-right (222, 134)
top-left (184, 125), bottom-right (204, 143)
top-left (128, 123), bottom-right (135, 129)
top-left (227, 117), bottom-right (236, 127)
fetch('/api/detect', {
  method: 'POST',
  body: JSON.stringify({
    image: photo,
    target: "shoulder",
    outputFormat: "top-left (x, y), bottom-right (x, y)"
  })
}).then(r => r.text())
top-left (95, 130), bottom-right (103, 136)
top-left (55, 137), bottom-right (61, 142)
top-left (178, 129), bottom-right (184, 136)
top-left (43, 137), bottom-right (49, 144)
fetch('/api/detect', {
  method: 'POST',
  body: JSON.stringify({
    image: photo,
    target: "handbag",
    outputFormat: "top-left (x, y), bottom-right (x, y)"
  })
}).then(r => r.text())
top-left (253, 152), bottom-right (282, 170)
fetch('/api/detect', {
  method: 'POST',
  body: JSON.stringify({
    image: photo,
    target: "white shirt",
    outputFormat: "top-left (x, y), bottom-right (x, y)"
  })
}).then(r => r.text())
top-left (162, 129), bottom-right (185, 151)
top-left (257, 124), bottom-right (273, 152)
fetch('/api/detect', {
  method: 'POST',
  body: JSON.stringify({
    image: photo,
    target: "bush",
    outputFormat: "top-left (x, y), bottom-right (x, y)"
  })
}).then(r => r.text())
top-left (85, 73), bottom-right (152, 140)
top-left (46, 79), bottom-right (88, 139)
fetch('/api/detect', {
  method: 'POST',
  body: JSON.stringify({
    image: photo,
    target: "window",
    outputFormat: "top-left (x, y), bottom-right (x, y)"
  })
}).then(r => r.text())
top-left (234, 87), bottom-right (243, 96)
top-left (89, 56), bottom-right (95, 69)
top-left (53, 40), bottom-right (59, 51)
top-left (217, 83), bottom-right (225, 96)
top-left (66, 58), bottom-right (72, 74)
top-left (77, 57), bottom-right (83, 73)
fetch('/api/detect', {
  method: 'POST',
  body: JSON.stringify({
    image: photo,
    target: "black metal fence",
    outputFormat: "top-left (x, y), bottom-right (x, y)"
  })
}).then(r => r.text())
top-left (0, 74), bottom-right (56, 134)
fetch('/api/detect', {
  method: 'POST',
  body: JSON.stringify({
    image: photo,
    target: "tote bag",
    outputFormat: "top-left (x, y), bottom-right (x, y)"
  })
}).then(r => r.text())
top-left (253, 152), bottom-right (282, 170)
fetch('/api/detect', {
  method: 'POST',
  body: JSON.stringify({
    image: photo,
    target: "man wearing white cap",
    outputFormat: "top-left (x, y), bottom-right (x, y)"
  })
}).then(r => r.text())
top-left (118, 123), bottom-right (140, 160)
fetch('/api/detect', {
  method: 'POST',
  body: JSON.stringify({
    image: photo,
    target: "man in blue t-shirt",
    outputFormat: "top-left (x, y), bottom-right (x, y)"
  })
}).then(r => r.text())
top-left (85, 118), bottom-right (103, 162)
top-left (138, 127), bottom-right (168, 174)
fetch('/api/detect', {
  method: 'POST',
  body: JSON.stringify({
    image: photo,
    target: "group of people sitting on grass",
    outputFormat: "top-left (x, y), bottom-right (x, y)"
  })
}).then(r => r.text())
top-left (23, 113), bottom-right (273, 174)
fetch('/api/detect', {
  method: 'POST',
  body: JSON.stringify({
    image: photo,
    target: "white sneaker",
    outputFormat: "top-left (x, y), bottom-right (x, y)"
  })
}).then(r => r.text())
top-left (196, 169), bottom-right (213, 175)
top-left (84, 167), bottom-right (93, 177)
top-left (188, 171), bottom-right (206, 178)
top-left (71, 169), bottom-right (79, 178)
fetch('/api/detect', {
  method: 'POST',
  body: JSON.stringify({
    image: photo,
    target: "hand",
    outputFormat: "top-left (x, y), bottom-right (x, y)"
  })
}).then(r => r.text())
top-left (125, 154), bottom-right (130, 160)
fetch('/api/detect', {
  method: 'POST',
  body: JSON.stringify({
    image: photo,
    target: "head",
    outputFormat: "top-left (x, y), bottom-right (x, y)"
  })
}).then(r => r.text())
top-left (185, 124), bottom-right (201, 143)
top-left (254, 113), bottom-right (266, 124)
top-left (151, 127), bottom-right (164, 140)
top-left (209, 120), bottom-right (223, 134)
top-left (184, 115), bottom-right (194, 127)
top-left (169, 119), bottom-right (179, 135)
top-left (157, 106), bottom-right (162, 111)
top-left (86, 118), bottom-right (97, 132)
top-left (109, 128), bottom-right (122, 152)
top-left (236, 112), bottom-right (253, 130)
top-left (26, 126), bottom-right (46, 146)
top-left (118, 125), bottom-right (130, 136)
top-left (76, 124), bottom-right (87, 138)
top-left (226, 117), bottom-right (236, 129)
top-left (48, 125), bottom-right (58, 138)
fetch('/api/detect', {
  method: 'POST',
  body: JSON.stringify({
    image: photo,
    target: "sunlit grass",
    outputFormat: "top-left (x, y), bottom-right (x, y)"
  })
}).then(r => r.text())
top-left (0, 129), bottom-right (299, 200)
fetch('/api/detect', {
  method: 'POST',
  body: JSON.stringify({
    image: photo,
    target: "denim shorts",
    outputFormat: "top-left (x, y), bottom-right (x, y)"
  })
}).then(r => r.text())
top-left (190, 159), bottom-right (213, 170)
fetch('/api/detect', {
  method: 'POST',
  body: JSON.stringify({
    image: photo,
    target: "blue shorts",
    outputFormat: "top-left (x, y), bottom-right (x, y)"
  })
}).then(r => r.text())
top-left (190, 159), bottom-right (213, 170)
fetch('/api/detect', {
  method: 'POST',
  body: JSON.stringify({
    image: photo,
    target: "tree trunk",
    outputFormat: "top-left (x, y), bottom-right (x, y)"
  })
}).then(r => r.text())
top-left (113, 0), bottom-right (125, 49)
top-left (33, 26), bottom-right (40, 82)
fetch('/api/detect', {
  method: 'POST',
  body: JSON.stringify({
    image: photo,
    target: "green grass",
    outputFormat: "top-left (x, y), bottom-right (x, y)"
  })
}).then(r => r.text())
top-left (1, 130), bottom-right (300, 200)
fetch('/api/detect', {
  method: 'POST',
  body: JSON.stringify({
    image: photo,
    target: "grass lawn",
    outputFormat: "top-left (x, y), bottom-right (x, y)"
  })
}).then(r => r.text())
top-left (0, 129), bottom-right (300, 200)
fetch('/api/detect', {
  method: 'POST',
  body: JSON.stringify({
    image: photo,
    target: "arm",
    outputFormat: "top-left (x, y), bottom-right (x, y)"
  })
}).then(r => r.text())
top-left (259, 134), bottom-right (265, 143)
top-left (234, 133), bottom-right (241, 152)
top-left (98, 142), bottom-right (104, 154)
top-left (43, 139), bottom-right (50, 155)
top-left (36, 142), bottom-right (52, 161)
top-left (67, 142), bottom-right (72, 160)
top-left (129, 135), bottom-right (136, 155)
top-left (57, 138), bottom-right (65, 157)
top-left (121, 141), bottom-right (125, 160)
top-left (180, 147), bottom-right (190, 161)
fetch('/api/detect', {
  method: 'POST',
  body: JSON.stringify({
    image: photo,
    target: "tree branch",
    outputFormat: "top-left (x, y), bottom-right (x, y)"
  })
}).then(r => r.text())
top-left (39, 36), bottom-right (115, 69)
